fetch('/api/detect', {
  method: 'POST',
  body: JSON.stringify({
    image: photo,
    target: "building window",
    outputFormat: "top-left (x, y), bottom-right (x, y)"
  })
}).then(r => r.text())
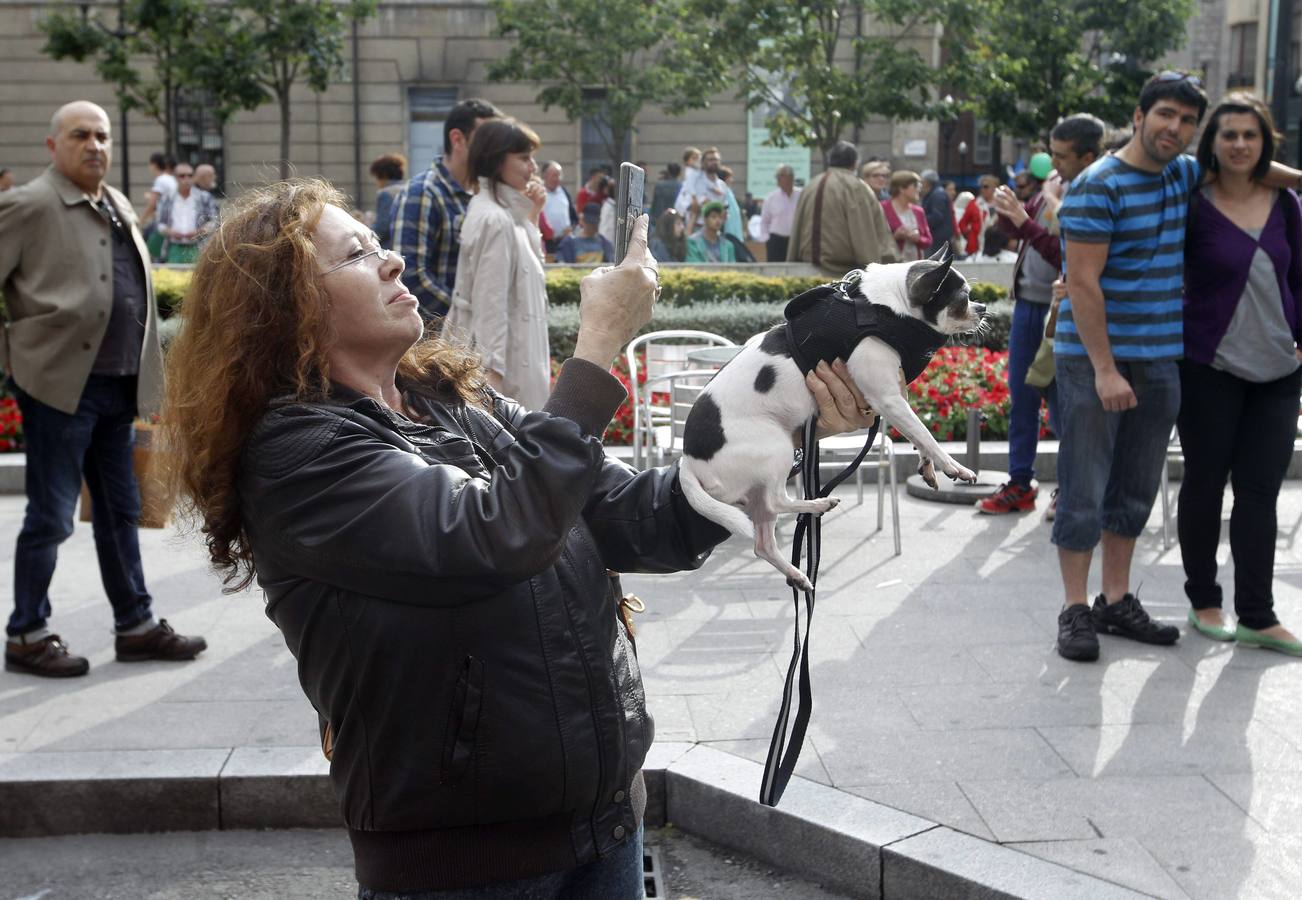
top-left (174, 89), bottom-right (225, 189)
top-left (972, 118), bottom-right (994, 167)
top-left (1228, 22), bottom-right (1258, 88)
top-left (408, 87), bottom-right (459, 170)
top-left (580, 89), bottom-right (631, 182)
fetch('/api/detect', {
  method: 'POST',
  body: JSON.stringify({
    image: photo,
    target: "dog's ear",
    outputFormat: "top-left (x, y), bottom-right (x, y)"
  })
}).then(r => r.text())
top-left (926, 242), bottom-right (952, 263)
top-left (907, 256), bottom-right (954, 307)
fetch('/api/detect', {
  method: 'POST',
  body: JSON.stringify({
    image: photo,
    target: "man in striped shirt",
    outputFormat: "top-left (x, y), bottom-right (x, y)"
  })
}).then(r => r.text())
top-left (1052, 72), bottom-right (1302, 663)
top-left (390, 99), bottom-right (501, 321)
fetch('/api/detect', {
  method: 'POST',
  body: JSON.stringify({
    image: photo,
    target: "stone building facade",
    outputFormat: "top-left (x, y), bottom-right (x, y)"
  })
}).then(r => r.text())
top-left (5, 1), bottom-right (1294, 214)
top-left (0, 0), bottom-right (940, 214)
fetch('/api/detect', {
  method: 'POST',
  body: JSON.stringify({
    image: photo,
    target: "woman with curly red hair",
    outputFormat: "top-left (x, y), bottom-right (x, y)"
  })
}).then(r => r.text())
top-left (161, 177), bottom-right (874, 897)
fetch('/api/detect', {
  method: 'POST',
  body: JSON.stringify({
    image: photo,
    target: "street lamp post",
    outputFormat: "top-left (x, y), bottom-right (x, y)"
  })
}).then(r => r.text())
top-left (937, 94), bottom-right (956, 178)
top-left (80, 0), bottom-right (132, 196)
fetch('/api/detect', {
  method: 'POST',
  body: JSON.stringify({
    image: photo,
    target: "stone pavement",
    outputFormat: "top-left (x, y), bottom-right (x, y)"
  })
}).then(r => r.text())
top-left (1, 476), bottom-right (1301, 899)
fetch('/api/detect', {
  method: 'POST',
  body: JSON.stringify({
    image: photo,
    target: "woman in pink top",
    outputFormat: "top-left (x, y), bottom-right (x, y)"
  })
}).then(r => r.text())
top-left (880, 170), bottom-right (932, 260)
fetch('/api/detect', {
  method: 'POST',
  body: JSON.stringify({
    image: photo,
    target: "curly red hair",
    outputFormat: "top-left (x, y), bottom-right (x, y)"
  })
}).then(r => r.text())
top-left (160, 178), bottom-right (483, 590)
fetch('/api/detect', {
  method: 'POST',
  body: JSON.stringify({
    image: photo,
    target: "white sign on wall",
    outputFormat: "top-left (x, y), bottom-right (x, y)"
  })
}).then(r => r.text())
top-left (902, 139), bottom-right (928, 158)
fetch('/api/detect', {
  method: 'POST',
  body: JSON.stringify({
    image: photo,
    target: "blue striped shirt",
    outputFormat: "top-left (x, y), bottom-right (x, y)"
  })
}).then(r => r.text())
top-left (390, 160), bottom-right (471, 320)
top-left (1056, 153), bottom-right (1201, 361)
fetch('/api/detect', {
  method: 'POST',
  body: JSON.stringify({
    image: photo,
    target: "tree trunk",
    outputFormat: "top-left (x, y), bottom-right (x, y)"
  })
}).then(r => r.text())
top-left (278, 87), bottom-right (292, 180)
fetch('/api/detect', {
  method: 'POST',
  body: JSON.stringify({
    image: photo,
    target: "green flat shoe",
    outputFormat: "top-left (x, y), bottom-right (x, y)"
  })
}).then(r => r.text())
top-left (1188, 609), bottom-right (1234, 642)
top-left (1235, 625), bottom-right (1302, 657)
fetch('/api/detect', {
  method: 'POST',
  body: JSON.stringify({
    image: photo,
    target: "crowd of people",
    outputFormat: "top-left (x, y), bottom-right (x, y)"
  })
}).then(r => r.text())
top-left (3, 72), bottom-right (1302, 899)
top-left (137, 152), bottom-right (222, 263)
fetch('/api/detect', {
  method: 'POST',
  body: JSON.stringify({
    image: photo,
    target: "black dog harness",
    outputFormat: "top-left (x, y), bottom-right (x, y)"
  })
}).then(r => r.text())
top-left (782, 278), bottom-right (947, 384)
top-left (760, 277), bottom-right (947, 807)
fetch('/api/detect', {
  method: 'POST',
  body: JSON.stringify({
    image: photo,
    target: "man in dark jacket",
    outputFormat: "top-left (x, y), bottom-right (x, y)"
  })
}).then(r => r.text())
top-left (919, 168), bottom-right (954, 251)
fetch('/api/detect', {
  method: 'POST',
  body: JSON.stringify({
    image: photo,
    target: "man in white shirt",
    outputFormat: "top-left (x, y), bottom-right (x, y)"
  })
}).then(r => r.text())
top-left (675, 146), bottom-right (734, 236)
top-left (140, 152), bottom-right (176, 261)
top-left (760, 164), bottom-right (800, 263)
top-left (155, 163), bottom-right (218, 263)
top-left (539, 161), bottom-right (576, 255)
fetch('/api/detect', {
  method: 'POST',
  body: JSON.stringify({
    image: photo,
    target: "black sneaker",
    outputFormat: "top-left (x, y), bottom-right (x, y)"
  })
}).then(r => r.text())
top-left (1057, 604), bottom-right (1099, 662)
top-left (1091, 593), bottom-right (1179, 645)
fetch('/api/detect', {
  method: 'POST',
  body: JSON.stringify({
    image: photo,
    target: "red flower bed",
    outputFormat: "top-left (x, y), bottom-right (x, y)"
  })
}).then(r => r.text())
top-left (897, 346), bottom-right (1047, 442)
top-left (0, 393), bottom-right (23, 452)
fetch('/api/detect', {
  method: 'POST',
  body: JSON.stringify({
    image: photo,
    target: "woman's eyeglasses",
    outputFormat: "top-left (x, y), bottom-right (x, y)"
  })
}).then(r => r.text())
top-left (321, 234), bottom-right (392, 275)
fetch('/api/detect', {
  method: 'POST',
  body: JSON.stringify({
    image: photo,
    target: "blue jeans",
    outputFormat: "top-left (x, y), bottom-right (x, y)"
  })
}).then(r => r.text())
top-left (358, 824), bottom-right (645, 900)
top-left (1051, 356), bottom-right (1180, 552)
top-left (1006, 300), bottom-right (1058, 485)
top-left (7, 376), bottom-right (154, 637)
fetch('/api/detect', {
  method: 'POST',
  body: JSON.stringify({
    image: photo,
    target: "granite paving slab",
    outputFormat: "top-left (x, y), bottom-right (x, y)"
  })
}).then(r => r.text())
top-left (2, 479), bottom-right (1302, 897)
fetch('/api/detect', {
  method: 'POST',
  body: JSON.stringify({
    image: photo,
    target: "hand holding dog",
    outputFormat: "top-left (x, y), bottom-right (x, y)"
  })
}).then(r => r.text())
top-left (573, 214), bottom-right (658, 370)
top-left (807, 359), bottom-right (877, 439)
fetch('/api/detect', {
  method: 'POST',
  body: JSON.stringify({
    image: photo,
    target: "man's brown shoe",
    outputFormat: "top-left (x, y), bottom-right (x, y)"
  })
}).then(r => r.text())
top-left (5, 635), bottom-right (90, 678)
top-left (115, 619), bottom-right (207, 662)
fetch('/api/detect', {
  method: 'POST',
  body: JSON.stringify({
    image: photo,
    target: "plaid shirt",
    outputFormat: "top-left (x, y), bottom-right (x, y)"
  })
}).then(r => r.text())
top-left (390, 159), bottom-right (471, 319)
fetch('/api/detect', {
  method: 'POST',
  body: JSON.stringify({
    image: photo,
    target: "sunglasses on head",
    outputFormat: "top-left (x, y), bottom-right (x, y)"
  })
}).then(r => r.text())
top-left (1154, 70), bottom-right (1203, 89)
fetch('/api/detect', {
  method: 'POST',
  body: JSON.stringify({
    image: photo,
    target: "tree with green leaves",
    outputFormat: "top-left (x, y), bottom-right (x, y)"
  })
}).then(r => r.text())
top-left (488, 0), bottom-right (712, 173)
top-left (963, 0), bottom-right (1195, 139)
top-left (189, 0), bottom-right (377, 180)
top-left (681, 0), bottom-right (983, 163)
top-left (39, 0), bottom-right (209, 158)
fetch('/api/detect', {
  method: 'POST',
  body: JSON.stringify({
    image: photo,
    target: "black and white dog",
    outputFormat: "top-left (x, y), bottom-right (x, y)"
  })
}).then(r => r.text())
top-left (679, 248), bottom-right (985, 590)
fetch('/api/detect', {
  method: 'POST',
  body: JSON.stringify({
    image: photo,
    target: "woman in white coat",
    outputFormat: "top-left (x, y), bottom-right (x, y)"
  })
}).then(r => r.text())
top-left (447, 118), bottom-right (551, 410)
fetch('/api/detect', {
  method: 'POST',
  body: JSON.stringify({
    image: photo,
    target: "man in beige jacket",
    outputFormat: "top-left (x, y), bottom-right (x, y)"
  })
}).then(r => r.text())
top-left (0, 101), bottom-right (205, 677)
top-left (788, 140), bottom-right (898, 276)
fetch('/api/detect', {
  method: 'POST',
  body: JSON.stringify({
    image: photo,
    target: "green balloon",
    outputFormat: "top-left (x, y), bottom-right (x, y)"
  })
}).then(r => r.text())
top-left (1029, 152), bottom-right (1053, 180)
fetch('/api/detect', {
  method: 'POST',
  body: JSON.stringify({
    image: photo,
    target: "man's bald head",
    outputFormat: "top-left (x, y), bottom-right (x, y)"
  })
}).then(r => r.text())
top-left (50, 101), bottom-right (110, 139)
top-left (194, 164), bottom-right (217, 191)
top-left (46, 101), bottom-right (111, 195)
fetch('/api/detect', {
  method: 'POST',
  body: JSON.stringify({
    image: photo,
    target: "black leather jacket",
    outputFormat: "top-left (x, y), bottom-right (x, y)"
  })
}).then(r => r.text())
top-left (238, 360), bottom-right (727, 892)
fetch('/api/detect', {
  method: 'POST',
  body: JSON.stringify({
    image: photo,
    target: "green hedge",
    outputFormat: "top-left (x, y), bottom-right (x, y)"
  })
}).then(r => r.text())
top-left (548, 300), bottom-right (788, 361)
top-left (140, 268), bottom-right (1012, 351)
top-left (546, 268), bottom-right (827, 307)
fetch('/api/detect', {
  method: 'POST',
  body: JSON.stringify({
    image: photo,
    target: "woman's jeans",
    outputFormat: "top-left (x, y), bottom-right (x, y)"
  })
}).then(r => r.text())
top-left (7, 375), bottom-right (153, 637)
top-left (1006, 299), bottom-right (1058, 485)
top-left (1177, 361), bottom-right (1302, 630)
top-left (358, 823), bottom-right (645, 900)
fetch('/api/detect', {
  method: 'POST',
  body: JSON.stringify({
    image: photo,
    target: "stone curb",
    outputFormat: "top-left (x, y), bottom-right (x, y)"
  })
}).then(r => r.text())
top-left (0, 742), bottom-right (1147, 899)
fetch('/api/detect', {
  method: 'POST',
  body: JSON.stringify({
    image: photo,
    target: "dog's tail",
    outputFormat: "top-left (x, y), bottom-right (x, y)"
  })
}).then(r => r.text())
top-left (678, 461), bottom-right (755, 540)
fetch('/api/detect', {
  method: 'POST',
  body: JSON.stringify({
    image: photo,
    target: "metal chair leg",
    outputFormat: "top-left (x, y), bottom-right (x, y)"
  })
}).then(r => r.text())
top-left (889, 438), bottom-right (901, 556)
top-left (876, 427), bottom-right (886, 531)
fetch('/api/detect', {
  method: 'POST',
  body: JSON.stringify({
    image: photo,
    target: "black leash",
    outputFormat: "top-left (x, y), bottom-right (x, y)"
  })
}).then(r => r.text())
top-left (759, 414), bottom-right (881, 806)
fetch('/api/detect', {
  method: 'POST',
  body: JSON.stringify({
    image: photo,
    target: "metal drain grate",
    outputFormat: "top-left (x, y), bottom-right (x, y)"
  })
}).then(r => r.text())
top-left (643, 844), bottom-right (667, 898)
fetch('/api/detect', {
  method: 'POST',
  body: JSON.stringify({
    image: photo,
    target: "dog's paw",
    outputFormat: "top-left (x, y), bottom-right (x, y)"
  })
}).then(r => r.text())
top-left (918, 458), bottom-right (937, 489)
top-left (785, 572), bottom-right (815, 593)
top-left (945, 462), bottom-right (977, 484)
top-left (814, 497), bottom-right (841, 515)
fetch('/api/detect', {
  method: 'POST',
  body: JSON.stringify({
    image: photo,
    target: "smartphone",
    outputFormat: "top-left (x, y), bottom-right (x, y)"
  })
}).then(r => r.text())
top-left (614, 162), bottom-right (646, 265)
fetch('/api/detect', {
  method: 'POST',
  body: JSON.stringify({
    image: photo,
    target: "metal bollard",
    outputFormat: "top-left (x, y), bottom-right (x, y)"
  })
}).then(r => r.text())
top-left (966, 409), bottom-right (985, 475)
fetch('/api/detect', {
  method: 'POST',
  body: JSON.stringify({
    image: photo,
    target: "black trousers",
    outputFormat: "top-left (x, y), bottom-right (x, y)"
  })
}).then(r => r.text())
top-left (766, 234), bottom-right (789, 263)
top-left (1176, 360), bottom-right (1302, 629)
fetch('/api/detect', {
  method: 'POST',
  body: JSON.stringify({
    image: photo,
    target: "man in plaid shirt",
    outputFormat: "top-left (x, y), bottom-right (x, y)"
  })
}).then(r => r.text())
top-left (390, 99), bottom-right (501, 321)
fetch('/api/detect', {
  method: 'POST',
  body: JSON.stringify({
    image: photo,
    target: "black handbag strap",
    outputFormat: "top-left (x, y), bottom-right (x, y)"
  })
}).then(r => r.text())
top-left (760, 415), bottom-right (881, 806)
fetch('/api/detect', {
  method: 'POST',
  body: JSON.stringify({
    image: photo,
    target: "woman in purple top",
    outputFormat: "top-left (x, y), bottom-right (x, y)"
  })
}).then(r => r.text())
top-left (1180, 93), bottom-right (1302, 656)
